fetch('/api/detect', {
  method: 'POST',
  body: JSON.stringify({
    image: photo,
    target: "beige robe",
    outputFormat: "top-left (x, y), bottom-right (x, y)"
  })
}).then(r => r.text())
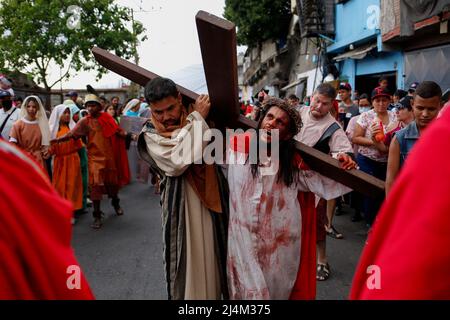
top-left (9, 119), bottom-right (45, 169)
top-left (142, 111), bottom-right (221, 299)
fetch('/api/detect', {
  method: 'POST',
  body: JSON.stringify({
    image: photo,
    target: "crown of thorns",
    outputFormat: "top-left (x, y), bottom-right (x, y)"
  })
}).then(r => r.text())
top-left (260, 97), bottom-right (303, 136)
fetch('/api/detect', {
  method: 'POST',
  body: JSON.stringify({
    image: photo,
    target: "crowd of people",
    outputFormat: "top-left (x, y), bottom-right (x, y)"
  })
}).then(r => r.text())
top-left (0, 84), bottom-right (154, 229)
top-left (1, 72), bottom-right (449, 300)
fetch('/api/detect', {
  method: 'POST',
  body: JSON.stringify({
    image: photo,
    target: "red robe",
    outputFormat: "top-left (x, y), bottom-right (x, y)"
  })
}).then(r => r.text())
top-left (290, 154), bottom-right (316, 300)
top-left (350, 107), bottom-right (450, 299)
top-left (0, 141), bottom-right (94, 299)
top-left (290, 191), bottom-right (317, 300)
top-left (91, 112), bottom-right (130, 187)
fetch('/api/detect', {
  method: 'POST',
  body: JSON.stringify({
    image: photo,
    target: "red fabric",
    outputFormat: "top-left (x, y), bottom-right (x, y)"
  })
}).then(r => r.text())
top-left (290, 192), bottom-right (317, 300)
top-left (0, 142), bottom-right (94, 299)
top-left (350, 107), bottom-right (450, 300)
top-left (332, 100), bottom-right (339, 120)
top-left (293, 152), bottom-right (310, 170)
top-left (240, 103), bottom-right (246, 113)
top-left (383, 124), bottom-right (402, 146)
top-left (111, 135), bottom-right (130, 187)
top-left (89, 112), bottom-right (130, 186)
top-left (89, 112), bottom-right (118, 138)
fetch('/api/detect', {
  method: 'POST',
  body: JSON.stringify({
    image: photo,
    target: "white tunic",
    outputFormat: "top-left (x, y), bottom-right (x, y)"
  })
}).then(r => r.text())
top-left (0, 107), bottom-right (19, 140)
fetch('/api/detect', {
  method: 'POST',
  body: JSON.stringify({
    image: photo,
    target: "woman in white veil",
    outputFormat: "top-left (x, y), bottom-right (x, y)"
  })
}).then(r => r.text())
top-left (18, 96), bottom-right (50, 144)
top-left (49, 104), bottom-right (76, 139)
top-left (48, 104), bottom-right (84, 212)
top-left (122, 98), bottom-right (141, 117)
top-left (9, 95), bottom-right (51, 170)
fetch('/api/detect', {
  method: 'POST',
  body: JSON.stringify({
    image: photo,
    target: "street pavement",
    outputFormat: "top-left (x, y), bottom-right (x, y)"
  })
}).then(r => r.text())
top-left (316, 208), bottom-right (368, 300)
top-left (72, 180), bottom-right (368, 300)
top-left (72, 180), bottom-right (166, 300)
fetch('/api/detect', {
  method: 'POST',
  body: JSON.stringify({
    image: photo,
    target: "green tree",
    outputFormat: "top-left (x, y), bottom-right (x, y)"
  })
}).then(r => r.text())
top-left (0, 0), bottom-right (147, 92)
top-left (224, 0), bottom-right (291, 47)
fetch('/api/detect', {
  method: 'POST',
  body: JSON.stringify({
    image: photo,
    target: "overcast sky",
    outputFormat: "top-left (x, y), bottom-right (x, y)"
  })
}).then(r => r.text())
top-left (47, 0), bottom-right (239, 90)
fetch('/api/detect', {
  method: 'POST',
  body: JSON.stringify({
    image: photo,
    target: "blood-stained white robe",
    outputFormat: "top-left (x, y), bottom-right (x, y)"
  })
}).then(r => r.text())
top-left (226, 147), bottom-right (351, 300)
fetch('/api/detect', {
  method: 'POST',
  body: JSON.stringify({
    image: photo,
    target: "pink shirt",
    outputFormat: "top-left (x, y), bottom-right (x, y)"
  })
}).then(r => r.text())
top-left (356, 110), bottom-right (397, 162)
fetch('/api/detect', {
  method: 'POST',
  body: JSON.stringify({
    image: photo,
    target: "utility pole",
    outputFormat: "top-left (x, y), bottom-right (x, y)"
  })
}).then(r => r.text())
top-left (130, 8), bottom-right (140, 66)
top-left (129, 7), bottom-right (140, 98)
top-left (60, 66), bottom-right (63, 104)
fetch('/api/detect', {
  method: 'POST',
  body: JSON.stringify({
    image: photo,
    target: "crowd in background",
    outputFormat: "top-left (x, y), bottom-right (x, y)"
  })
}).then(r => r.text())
top-left (237, 77), bottom-right (448, 282)
top-left (0, 80), bottom-right (158, 228)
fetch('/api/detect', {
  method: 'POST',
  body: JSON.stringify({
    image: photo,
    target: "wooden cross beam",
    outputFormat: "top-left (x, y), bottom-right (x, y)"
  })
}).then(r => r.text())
top-left (91, 12), bottom-right (385, 198)
top-left (195, 11), bottom-right (240, 129)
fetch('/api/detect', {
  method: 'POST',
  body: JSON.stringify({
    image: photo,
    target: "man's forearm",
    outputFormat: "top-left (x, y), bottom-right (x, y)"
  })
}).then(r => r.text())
top-left (53, 131), bottom-right (76, 143)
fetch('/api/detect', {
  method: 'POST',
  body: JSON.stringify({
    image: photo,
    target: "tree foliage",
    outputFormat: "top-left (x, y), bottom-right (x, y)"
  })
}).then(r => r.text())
top-left (0, 0), bottom-right (147, 91)
top-left (224, 0), bottom-right (291, 47)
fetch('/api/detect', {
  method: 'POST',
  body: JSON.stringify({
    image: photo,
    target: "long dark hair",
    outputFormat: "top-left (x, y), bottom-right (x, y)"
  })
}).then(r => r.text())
top-left (250, 139), bottom-right (299, 188)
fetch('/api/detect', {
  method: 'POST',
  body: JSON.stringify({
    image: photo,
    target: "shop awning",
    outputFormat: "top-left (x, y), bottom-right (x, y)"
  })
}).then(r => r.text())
top-left (333, 43), bottom-right (377, 62)
top-left (281, 78), bottom-right (306, 91)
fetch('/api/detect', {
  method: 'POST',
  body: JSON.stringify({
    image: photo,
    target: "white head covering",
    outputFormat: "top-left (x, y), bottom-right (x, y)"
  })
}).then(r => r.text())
top-left (49, 104), bottom-right (76, 139)
top-left (122, 98), bottom-right (141, 114)
top-left (20, 96), bottom-right (51, 146)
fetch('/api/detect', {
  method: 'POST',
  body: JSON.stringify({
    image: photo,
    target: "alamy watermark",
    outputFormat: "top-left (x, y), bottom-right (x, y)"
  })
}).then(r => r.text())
top-left (66, 265), bottom-right (81, 290)
top-left (366, 265), bottom-right (381, 290)
top-left (166, 120), bottom-right (281, 176)
top-left (66, 5), bottom-right (81, 30)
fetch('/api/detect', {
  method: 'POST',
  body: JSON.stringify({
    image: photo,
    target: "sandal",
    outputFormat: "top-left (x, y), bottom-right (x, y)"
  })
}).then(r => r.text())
top-left (111, 199), bottom-right (124, 216)
top-left (91, 218), bottom-right (103, 229)
top-left (317, 263), bottom-right (330, 281)
top-left (115, 207), bottom-right (124, 216)
top-left (326, 225), bottom-right (343, 239)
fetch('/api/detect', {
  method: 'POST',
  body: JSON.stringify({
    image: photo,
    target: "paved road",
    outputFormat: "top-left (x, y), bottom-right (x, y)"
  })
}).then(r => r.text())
top-left (72, 181), bottom-right (166, 299)
top-left (316, 209), bottom-right (368, 299)
top-left (72, 180), bottom-right (368, 300)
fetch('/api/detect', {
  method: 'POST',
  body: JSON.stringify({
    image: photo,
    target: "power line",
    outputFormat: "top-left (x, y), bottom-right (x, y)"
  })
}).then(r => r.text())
top-left (130, 0), bottom-right (162, 13)
top-left (131, 0), bottom-right (142, 11)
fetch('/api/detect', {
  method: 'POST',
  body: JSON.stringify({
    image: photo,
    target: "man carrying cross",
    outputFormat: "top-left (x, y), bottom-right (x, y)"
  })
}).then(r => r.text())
top-left (138, 77), bottom-right (229, 300)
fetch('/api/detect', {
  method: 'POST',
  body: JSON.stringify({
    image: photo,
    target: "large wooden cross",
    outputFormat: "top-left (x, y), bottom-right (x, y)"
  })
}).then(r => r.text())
top-left (92, 11), bottom-right (384, 198)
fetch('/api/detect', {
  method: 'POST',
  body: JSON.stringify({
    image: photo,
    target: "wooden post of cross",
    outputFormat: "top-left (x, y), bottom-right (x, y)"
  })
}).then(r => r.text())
top-left (91, 11), bottom-right (385, 198)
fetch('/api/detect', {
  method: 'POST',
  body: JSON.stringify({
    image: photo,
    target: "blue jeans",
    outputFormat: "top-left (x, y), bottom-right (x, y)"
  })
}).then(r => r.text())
top-left (357, 154), bottom-right (387, 226)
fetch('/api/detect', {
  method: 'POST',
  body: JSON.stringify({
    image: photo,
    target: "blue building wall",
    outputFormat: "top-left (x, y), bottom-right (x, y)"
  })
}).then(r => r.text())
top-left (340, 51), bottom-right (405, 89)
top-left (357, 51), bottom-right (404, 88)
top-left (327, 0), bottom-right (405, 90)
top-left (341, 59), bottom-right (356, 89)
top-left (328, 0), bottom-right (381, 54)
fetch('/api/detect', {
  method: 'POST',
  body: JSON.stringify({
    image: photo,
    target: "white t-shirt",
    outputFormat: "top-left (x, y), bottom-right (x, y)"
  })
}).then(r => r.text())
top-left (0, 107), bottom-right (20, 140)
